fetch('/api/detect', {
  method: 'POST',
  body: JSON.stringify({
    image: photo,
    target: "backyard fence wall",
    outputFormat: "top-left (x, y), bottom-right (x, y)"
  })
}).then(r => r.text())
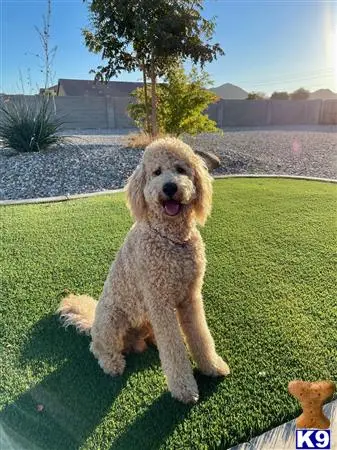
top-left (1, 95), bottom-right (336, 129)
top-left (320, 100), bottom-right (337, 125)
top-left (206, 99), bottom-right (336, 127)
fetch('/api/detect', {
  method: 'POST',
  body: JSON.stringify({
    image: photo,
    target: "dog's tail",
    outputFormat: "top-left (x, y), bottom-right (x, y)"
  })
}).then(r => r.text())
top-left (57, 294), bottom-right (97, 335)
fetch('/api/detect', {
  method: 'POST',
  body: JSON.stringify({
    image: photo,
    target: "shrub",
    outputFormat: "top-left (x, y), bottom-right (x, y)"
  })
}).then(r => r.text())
top-left (270, 91), bottom-right (290, 100)
top-left (246, 92), bottom-right (267, 100)
top-left (290, 88), bottom-right (310, 100)
top-left (128, 65), bottom-right (221, 137)
top-left (0, 96), bottom-right (64, 152)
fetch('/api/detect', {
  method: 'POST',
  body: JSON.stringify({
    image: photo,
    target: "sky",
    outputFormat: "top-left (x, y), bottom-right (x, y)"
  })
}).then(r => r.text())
top-left (1, 0), bottom-right (337, 95)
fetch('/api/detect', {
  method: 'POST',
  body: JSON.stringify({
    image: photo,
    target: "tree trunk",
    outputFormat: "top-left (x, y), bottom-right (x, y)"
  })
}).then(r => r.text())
top-left (141, 61), bottom-right (150, 135)
top-left (150, 57), bottom-right (157, 137)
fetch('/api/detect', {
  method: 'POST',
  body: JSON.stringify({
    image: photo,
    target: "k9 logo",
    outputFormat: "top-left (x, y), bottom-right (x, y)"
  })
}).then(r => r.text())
top-left (296, 429), bottom-right (331, 449)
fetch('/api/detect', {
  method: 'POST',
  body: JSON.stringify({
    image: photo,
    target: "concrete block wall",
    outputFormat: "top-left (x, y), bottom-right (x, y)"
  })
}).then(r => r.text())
top-left (209, 99), bottom-right (333, 127)
top-left (0, 95), bottom-right (133, 130)
top-left (221, 99), bottom-right (269, 127)
top-left (320, 100), bottom-right (337, 125)
top-left (268, 99), bottom-right (322, 126)
top-left (106, 96), bottom-right (135, 128)
top-left (1, 95), bottom-right (337, 129)
top-left (55, 96), bottom-right (108, 129)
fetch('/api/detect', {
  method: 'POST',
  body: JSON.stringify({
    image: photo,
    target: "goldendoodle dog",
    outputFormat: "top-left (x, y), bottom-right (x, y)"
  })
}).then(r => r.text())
top-left (58, 137), bottom-right (230, 404)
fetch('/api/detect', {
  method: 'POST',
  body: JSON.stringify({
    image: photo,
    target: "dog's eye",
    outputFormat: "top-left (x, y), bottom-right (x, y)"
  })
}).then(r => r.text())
top-left (153, 168), bottom-right (161, 176)
top-left (176, 166), bottom-right (186, 175)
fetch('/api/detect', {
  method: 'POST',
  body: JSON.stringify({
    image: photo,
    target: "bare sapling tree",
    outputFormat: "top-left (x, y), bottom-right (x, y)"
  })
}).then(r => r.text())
top-left (35, 0), bottom-right (57, 92)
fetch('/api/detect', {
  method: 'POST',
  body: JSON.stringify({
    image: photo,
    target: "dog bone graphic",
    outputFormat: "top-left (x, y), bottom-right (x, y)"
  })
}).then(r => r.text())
top-left (288, 380), bottom-right (336, 429)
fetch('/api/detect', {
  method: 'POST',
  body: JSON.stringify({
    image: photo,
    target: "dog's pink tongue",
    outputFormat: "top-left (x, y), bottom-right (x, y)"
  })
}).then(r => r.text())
top-left (164, 200), bottom-right (181, 216)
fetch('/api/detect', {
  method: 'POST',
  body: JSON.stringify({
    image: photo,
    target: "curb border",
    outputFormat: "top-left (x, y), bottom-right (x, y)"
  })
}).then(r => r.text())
top-left (1, 174), bottom-right (336, 206)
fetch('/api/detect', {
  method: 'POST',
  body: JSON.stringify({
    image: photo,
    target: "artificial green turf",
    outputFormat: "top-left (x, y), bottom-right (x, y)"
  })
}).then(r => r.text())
top-left (1, 178), bottom-right (336, 450)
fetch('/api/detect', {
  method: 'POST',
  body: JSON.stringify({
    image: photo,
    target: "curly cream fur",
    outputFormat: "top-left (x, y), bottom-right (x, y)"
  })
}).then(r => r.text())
top-left (57, 294), bottom-right (97, 335)
top-left (58, 137), bottom-right (229, 404)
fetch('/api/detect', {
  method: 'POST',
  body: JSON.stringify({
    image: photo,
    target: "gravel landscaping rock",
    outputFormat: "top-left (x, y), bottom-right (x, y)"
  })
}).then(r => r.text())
top-left (0, 126), bottom-right (336, 201)
top-left (185, 127), bottom-right (337, 179)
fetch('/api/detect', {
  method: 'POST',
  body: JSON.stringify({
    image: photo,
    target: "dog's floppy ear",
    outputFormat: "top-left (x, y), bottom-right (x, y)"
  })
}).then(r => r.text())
top-left (195, 149), bottom-right (221, 171)
top-left (126, 163), bottom-right (147, 220)
top-left (193, 157), bottom-right (213, 226)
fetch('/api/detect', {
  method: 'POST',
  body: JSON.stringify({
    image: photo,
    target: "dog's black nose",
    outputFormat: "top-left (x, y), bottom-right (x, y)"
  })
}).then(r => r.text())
top-left (163, 182), bottom-right (178, 197)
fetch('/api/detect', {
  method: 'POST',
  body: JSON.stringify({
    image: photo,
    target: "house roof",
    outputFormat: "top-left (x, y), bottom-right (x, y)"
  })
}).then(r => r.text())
top-left (39, 85), bottom-right (58, 95)
top-left (57, 79), bottom-right (144, 97)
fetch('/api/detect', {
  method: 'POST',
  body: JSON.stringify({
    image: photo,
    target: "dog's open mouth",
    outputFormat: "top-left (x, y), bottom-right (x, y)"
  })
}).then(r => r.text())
top-left (163, 200), bottom-right (182, 216)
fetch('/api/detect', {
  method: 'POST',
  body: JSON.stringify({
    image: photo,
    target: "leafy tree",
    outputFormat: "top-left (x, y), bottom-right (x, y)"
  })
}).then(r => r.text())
top-left (246, 92), bottom-right (266, 100)
top-left (128, 65), bottom-right (220, 136)
top-left (290, 88), bottom-right (310, 100)
top-left (82, 0), bottom-right (224, 135)
top-left (270, 91), bottom-right (289, 100)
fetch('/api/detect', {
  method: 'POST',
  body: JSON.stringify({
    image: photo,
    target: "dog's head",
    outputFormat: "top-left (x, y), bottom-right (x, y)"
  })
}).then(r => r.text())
top-left (126, 138), bottom-right (213, 226)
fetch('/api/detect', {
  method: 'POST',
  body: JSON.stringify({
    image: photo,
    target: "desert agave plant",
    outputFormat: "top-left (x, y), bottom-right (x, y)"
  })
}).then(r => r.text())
top-left (0, 96), bottom-right (65, 152)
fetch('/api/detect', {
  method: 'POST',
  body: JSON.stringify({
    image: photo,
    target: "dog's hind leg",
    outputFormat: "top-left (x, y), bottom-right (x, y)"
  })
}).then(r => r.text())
top-left (123, 321), bottom-right (156, 354)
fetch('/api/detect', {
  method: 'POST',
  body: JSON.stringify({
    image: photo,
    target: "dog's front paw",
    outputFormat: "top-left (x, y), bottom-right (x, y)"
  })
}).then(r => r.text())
top-left (98, 353), bottom-right (126, 377)
top-left (170, 376), bottom-right (199, 404)
top-left (199, 355), bottom-right (230, 377)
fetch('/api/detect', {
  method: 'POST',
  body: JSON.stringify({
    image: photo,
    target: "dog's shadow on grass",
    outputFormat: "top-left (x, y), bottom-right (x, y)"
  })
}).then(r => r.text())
top-left (1, 315), bottom-right (223, 450)
top-left (110, 372), bottom-right (224, 450)
top-left (1, 315), bottom-right (156, 449)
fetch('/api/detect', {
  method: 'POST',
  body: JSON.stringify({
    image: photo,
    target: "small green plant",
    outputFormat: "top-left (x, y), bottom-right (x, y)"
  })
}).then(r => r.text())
top-left (0, 96), bottom-right (64, 152)
top-left (128, 65), bottom-right (221, 137)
